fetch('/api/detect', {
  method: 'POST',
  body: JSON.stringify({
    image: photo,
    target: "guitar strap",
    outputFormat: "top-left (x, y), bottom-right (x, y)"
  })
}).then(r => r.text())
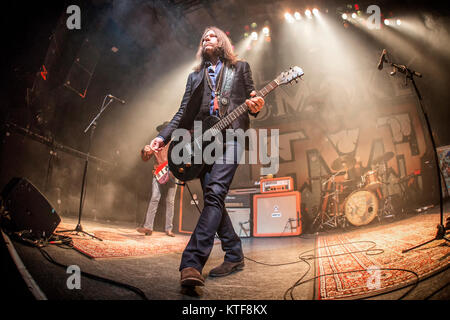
top-left (218, 63), bottom-right (235, 118)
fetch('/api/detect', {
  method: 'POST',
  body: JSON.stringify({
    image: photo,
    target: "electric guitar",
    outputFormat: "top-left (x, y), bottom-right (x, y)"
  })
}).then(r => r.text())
top-left (154, 161), bottom-right (170, 184)
top-left (168, 66), bottom-right (304, 182)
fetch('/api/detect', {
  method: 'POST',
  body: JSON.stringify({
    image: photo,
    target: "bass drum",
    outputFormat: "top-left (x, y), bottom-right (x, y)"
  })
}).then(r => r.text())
top-left (344, 190), bottom-right (379, 226)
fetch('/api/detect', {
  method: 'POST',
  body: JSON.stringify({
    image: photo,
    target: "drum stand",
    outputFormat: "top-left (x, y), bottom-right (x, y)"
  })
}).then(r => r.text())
top-left (313, 171), bottom-right (346, 230)
top-left (375, 163), bottom-right (396, 221)
top-left (378, 193), bottom-right (395, 220)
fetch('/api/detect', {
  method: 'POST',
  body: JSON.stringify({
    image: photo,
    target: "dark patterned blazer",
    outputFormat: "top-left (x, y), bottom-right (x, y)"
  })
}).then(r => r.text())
top-left (159, 60), bottom-right (258, 144)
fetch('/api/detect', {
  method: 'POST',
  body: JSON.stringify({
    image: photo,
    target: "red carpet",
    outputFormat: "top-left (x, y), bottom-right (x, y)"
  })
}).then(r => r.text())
top-left (316, 213), bottom-right (450, 299)
top-left (56, 221), bottom-right (192, 259)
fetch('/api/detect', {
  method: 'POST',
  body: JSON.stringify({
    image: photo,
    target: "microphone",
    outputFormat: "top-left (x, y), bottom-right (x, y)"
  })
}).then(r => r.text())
top-left (107, 94), bottom-right (126, 104)
top-left (390, 63), bottom-right (423, 78)
top-left (377, 49), bottom-right (387, 70)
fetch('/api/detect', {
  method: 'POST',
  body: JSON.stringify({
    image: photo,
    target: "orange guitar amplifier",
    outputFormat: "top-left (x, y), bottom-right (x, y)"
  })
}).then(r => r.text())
top-left (253, 191), bottom-right (301, 237)
top-left (260, 176), bottom-right (294, 193)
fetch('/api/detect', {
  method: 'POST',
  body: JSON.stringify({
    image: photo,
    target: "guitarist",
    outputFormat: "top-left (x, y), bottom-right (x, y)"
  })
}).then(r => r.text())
top-left (148, 26), bottom-right (264, 287)
top-left (138, 122), bottom-right (177, 237)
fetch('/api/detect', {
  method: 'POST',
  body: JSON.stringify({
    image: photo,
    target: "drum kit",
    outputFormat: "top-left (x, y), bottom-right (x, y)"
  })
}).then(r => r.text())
top-left (312, 152), bottom-right (396, 231)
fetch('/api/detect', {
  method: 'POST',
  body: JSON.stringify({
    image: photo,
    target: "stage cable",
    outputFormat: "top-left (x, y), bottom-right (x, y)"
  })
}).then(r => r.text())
top-left (243, 239), bottom-right (431, 300)
top-left (4, 229), bottom-right (149, 300)
top-left (177, 180), bottom-right (444, 300)
top-left (37, 245), bottom-right (149, 300)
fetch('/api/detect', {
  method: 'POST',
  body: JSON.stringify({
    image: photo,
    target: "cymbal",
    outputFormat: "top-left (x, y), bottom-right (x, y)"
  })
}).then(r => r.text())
top-left (373, 152), bottom-right (394, 164)
top-left (331, 155), bottom-right (356, 171)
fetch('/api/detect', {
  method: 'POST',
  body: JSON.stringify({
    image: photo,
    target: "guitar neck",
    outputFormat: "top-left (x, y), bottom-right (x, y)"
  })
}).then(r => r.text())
top-left (212, 80), bottom-right (279, 131)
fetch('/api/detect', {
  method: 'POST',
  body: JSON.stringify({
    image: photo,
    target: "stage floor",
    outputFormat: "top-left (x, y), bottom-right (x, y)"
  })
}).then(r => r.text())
top-left (7, 205), bottom-right (450, 300)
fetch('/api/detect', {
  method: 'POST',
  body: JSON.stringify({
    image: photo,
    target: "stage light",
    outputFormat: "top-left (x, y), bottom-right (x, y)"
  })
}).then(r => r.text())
top-left (396, 19), bottom-right (401, 25)
top-left (352, 13), bottom-right (357, 19)
top-left (262, 27), bottom-right (270, 36)
top-left (285, 12), bottom-right (295, 23)
top-left (250, 31), bottom-right (258, 41)
top-left (384, 19), bottom-right (390, 25)
top-left (312, 8), bottom-right (319, 15)
top-left (251, 22), bottom-right (258, 29)
top-left (354, 4), bottom-right (359, 10)
top-left (342, 13), bottom-right (348, 20)
top-left (294, 12), bottom-right (301, 20)
top-left (305, 9), bottom-right (312, 18)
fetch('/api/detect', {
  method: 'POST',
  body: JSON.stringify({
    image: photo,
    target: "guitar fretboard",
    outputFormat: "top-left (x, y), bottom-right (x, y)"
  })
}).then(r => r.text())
top-left (208, 79), bottom-right (279, 135)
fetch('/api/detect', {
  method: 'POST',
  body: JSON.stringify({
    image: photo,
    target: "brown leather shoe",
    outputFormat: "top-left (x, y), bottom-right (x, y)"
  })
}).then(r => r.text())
top-left (208, 260), bottom-right (244, 277)
top-left (166, 230), bottom-right (175, 237)
top-left (136, 227), bottom-right (152, 236)
top-left (180, 267), bottom-right (205, 287)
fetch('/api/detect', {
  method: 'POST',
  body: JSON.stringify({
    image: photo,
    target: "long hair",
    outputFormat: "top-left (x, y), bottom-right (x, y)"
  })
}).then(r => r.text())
top-left (194, 26), bottom-right (238, 72)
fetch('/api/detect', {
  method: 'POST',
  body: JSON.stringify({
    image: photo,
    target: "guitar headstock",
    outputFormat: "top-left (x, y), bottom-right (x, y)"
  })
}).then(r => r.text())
top-left (275, 66), bottom-right (304, 86)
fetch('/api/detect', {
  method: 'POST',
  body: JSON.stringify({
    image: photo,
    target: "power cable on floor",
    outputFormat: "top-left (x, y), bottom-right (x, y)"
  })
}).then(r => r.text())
top-left (244, 238), bottom-right (430, 300)
top-left (37, 246), bottom-right (149, 300)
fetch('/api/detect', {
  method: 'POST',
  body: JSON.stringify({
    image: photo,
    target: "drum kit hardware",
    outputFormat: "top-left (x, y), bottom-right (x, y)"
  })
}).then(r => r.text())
top-left (313, 152), bottom-right (398, 231)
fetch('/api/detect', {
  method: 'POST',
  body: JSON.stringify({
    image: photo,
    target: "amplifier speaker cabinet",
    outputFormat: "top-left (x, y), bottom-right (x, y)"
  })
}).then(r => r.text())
top-left (225, 188), bottom-right (259, 208)
top-left (253, 191), bottom-right (301, 237)
top-left (176, 183), bottom-right (255, 236)
top-left (227, 208), bottom-right (251, 238)
top-left (176, 180), bottom-right (203, 234)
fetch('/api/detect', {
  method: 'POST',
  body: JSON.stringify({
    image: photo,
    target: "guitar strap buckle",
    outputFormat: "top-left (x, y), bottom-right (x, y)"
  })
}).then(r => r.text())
top-left (218, 64), bottom-right (235, 119)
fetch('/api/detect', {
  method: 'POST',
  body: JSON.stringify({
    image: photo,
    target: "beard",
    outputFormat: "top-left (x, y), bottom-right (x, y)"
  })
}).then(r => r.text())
top-left (202, 45), bottom-right (223, 60)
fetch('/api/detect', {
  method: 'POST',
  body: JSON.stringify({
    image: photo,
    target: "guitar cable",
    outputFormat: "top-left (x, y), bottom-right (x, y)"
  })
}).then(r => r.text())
top-left (175, 182), bottom-right (438, 300)
top-left (245, 236), bottom-right (449, 300)
top-left (0, 222), bottom-right (149, 300)
top-left (37, 245), bottom-right (149, 300)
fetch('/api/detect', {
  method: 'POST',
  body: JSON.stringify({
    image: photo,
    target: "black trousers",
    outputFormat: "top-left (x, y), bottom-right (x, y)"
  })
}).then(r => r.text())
top-left (179, 140), bottom-right (244, 272)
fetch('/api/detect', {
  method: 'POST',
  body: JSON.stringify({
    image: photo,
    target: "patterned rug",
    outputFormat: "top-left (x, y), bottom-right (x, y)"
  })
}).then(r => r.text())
top-left (56, 221), bottom-right (192, 259)
top-left (316, 213), bottom-right (450, 299)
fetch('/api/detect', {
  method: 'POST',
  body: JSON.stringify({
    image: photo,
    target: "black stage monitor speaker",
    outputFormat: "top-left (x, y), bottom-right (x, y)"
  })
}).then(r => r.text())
top-left (1, 178), bottom-right (61, 240)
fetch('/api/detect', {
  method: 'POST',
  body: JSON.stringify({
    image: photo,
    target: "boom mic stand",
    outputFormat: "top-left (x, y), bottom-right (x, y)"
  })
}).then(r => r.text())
top-left (378, 50), bottom-right (449, 253)
top-left (58, 95), bottom-right (116, 241)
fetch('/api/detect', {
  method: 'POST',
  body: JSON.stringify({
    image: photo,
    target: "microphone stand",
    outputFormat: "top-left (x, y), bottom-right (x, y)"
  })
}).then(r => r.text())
top-left (382, 58), bottom-right (449, 252)
top-left (58, 96), bottom-right (115, 241)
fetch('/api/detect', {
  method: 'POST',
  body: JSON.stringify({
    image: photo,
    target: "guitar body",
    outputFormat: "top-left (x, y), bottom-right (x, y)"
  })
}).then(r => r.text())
top-left (154, 161), bottom-right (170, 184)
top-left (168, 116), bottom-right (221, 182)
top-left (167, 66), bottom-right (304, 182)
